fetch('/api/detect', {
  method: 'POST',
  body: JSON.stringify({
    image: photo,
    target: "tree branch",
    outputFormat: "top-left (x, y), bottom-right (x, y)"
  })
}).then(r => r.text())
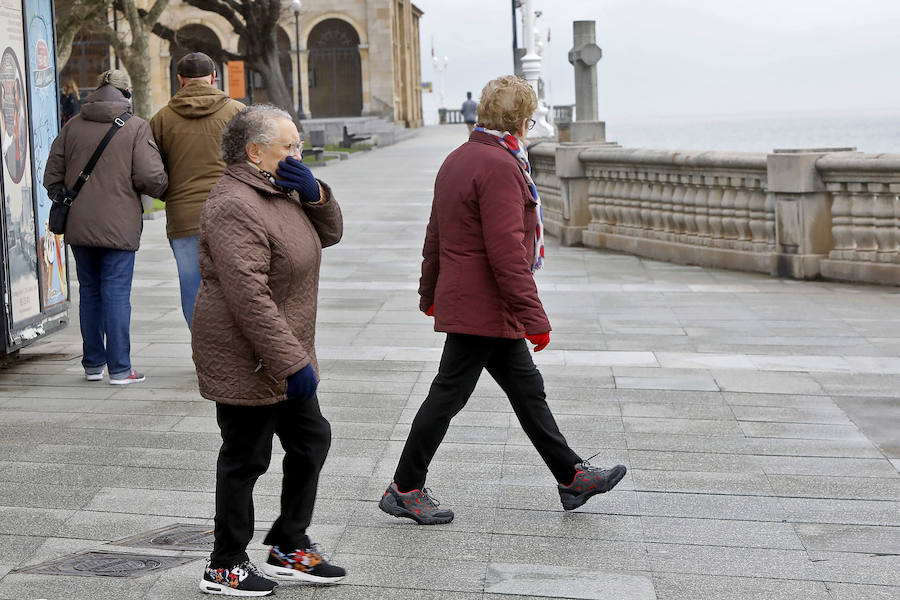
top-left (183, 0), bottom-right (247, 37)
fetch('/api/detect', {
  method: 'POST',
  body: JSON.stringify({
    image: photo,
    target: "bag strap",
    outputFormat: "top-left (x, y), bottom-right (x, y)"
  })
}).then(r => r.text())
top-left (68, 111), bottom-right (132, 199)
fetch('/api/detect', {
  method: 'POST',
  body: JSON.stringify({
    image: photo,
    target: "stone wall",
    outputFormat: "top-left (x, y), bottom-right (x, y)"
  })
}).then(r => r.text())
top-left (530, 142), bottom-right (900, 286)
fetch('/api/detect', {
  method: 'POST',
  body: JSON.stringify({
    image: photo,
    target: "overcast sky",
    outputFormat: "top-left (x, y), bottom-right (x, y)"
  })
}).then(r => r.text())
top-left (415, 0), bottom-right (900, 123)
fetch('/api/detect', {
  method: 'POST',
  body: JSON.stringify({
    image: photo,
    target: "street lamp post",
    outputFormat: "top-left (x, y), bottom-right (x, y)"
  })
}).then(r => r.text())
top-left (291, 0), bottom-right (305, 119)
top-left (433, 54), bottom-right (448, 109)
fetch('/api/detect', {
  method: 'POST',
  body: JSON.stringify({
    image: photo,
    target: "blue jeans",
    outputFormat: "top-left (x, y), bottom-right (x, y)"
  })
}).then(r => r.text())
top-left (70, 245), bottom-right (136, 377)
top-left (169, 235), bottom-right (201, 329)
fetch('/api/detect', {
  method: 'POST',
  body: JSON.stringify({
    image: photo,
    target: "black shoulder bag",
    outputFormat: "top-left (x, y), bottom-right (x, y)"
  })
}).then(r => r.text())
top-left (48, 111), bottom-right (132, 235)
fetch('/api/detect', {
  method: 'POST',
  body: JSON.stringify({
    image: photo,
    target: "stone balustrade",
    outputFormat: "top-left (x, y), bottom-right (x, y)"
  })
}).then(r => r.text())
top-left (530, 142), bottom-right (900, 285)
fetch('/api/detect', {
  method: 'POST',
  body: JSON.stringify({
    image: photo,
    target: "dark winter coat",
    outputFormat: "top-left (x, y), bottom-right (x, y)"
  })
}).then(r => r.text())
top-left (191, 163), bottom-right (342, 406)
top-left (419, 130), bottom-right (550, 339)
top-left (43, 85), bottom-right (168, 251)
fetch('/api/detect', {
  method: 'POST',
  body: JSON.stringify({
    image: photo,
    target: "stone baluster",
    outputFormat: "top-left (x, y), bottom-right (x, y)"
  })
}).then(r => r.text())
top-left (648, 173), bottom-right (664, 235)
top-left (695, 176), bottom-right (711, 245)
top-left (732, 178), bottom-right (751, 248)
top-left (707, 178), bottom-right (724, 247)
top-left (622, 174), bottom-right (639, 233)
top-left (627, 173), bottom-right (642, 233)
top-left (682, 175), bottom-right (698, 243)
top-left (586, 176), bottom-right (606, 231)
top-left (671, 179), bottom-right (686, 238)
top-left (748, 182), bottom-right (767, 250)
top-left (894, 187), bottom-right (900, 265)
top-left (764, 190), bottom-right (776, 248)
top-left (828, 183), bottom-right (854, 260)
top-left (720, 180), bottom-right (737, 247)
top-left (849, 183), bottom-right (876, 262)
top-left (610, 171), bottom-right (628, 234)
top-left (660, 175), bottom-right (675, 240)
top-left (639, 176), bottom-right (652, 236)
top-left (871, 183), bottom-right (896, 262)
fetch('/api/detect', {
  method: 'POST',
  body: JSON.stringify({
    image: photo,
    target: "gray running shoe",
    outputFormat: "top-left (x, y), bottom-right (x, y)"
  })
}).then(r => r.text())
top-left (379, 482), bottom-right (454, 525)
top-left (558, 461), bottom-right (627, 511)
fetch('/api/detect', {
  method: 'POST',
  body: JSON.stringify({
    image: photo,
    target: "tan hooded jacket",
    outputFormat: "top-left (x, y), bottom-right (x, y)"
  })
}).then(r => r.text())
top-left (150, 81), bottom-right (244, 239)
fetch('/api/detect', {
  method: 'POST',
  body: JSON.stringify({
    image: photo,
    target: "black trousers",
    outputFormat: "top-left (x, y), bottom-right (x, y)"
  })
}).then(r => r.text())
top-left (210, 395), bottom-right (331, 568)
top-left (394, 333), bottom-right (582, 491)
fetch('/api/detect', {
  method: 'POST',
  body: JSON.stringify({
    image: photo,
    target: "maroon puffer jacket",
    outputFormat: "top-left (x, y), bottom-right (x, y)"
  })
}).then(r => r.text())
top-left (419, 131), bottom-right (550, 339)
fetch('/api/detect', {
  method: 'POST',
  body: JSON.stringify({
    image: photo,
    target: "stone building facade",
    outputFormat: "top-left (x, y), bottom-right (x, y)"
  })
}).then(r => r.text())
top-left (63, 0), bottom-right (424, 127)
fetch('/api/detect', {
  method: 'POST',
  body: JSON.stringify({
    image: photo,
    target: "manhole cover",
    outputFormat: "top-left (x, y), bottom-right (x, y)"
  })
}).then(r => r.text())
top-left (110, 523), bottom-right (215, 551)
top-left (15, 550), bottom-right (196, 578)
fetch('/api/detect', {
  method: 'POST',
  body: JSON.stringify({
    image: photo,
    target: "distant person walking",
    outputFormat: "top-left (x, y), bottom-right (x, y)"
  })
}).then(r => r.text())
top-left (44, 70), bottom-right (168, 385)
top-left (461, 91), bottom-right (477, 133)
top-left (193, 105), bottom-right (345, 596)
top-left (379, 75), bottom-right (627, 525)
top-left (59, 79), bottom-right (80, 126)
top-left (150, 52), bottom-right (244, 328)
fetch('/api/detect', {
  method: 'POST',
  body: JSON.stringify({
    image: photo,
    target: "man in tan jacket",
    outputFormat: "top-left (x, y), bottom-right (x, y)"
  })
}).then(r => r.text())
top-left (150, 52), bottom-right (244, 328)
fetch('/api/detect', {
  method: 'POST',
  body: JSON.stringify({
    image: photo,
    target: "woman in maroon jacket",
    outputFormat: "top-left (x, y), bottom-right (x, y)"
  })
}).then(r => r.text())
top-left (379, 76), bottom-right (627, 525)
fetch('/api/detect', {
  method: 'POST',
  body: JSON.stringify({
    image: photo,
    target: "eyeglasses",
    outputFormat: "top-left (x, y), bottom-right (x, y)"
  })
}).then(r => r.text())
top-left (274, 141), bottom-right (304, 155)
top-left (528, 119), bottom-right (536, 130)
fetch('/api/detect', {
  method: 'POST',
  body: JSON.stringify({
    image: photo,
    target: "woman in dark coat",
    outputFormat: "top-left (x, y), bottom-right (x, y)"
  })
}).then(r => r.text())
top-left (379, 75), bottom-right (627, 525)
top-left (192, 104), bottom-right (345, 597)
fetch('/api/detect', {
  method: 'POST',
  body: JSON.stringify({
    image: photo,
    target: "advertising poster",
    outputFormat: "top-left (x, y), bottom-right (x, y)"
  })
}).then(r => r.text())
top-left (0, 0), bottom-right (41, 325)
top-left (24, 0), bottom-right (67, 310)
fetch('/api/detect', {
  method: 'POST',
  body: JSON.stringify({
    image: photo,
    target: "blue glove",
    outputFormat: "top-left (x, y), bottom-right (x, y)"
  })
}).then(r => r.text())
top-left (286, 363), bottom-right (318, 401)
top-left (275, 155), bottom-right (320, 203)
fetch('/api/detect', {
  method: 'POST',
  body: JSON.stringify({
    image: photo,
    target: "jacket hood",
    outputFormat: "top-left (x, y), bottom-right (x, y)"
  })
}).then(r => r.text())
top-left (79, 85), bottom-right (132, 122)
top-left (168, 81), bottom-right (233, 118)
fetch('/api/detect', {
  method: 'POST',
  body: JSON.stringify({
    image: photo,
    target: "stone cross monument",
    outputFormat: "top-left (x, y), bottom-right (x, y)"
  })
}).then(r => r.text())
top-left (567, 20), bottom-right (605, 142)
top-left (519, 0), bottom-right (555, 138)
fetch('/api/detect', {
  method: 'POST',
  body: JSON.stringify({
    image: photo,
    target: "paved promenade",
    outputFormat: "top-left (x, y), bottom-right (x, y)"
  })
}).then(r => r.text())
top-left (1, 125), bottom-right (898, 600)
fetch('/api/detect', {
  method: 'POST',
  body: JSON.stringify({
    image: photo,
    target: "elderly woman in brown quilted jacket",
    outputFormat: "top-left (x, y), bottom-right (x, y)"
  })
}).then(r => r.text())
top-left (191, 105), bottom-right (344, 597)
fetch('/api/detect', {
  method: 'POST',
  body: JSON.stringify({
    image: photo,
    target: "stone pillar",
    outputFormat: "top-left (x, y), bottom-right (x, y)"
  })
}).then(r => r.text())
top-left (567, 21), bottom-right (605, 142)
top-left (519, 0), bottom-right (555, 138)
top-left (767, 150), bottom-right (836, 278)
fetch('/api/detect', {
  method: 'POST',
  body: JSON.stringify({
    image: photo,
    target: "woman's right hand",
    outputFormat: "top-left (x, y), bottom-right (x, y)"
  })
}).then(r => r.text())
top-left (286, 363), bottom-right (318, 400)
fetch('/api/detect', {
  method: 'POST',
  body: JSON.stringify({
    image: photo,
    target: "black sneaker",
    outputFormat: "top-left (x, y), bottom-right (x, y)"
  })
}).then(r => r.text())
top-left (199, 559), bottom-right (277, 596)
top-left (260, 543), bottom-right (345, 584)
top-left (379, 482), bottom-right (454, 525)
top-left (558, 461), bottom-right (627, 511)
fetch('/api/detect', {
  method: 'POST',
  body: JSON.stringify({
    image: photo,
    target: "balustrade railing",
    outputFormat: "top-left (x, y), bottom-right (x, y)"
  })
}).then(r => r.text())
top-left (529, 144), bottom-right (900, 285)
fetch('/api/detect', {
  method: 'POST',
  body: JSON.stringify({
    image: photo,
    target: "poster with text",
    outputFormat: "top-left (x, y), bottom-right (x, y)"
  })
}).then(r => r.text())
top-left (0, 0), bottom-right (40, 325)
top-left (24, 0), bottom-right (66, 310)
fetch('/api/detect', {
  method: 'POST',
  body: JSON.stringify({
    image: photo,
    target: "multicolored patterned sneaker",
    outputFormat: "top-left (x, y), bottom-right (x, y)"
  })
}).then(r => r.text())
top-left (199, 559), bottom-right (277, 596)
top-left (108, 369), bottom-right (146, 385)
top-left (558, 461), bottom-right (627, 511)
top-left (260, 543), bottom-right (346, 583)
top-left (379, 482), bottom-right (455, 525)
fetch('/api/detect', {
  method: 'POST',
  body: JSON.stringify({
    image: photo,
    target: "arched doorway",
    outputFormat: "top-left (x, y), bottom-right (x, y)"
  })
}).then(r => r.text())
top-left (168, 24), bottom-right (224, 95)
top-left (307, 19), bottom-right (362, 117)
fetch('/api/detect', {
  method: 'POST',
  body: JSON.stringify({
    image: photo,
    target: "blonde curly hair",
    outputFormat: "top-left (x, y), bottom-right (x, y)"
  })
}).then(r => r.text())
top-left (476, 75), bottom-right (537, 134)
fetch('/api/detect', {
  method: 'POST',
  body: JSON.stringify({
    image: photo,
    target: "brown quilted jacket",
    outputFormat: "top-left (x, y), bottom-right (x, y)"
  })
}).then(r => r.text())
top-left (191, 163), bottom-right (342, 405)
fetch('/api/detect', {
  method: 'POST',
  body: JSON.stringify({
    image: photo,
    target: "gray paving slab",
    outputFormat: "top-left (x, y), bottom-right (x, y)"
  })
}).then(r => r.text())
top-left (651, 573), bottom-right (830, 600)
top-left (2, 125), bottom-right (900, 598)
top-left (640, 515), bottom-right (805, 549)
top-left (793, 523), bottom-right (900, 554)
top-left (484, 563), bottom-right (656, 600)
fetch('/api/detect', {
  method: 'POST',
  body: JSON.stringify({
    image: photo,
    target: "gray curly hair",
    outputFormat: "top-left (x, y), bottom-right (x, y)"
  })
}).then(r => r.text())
top-left (221, 104), bottom-right (294, 164)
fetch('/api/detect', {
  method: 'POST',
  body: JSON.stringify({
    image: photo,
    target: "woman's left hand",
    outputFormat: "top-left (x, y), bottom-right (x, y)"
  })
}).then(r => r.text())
top-left (275, 155), bottom-right (321, 203)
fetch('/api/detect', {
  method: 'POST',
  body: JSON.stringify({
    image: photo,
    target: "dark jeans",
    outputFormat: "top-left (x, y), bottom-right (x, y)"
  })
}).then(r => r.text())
top-left (210, 395), bottom-right (332, 568)
top-left (70, 245), bottom-right (135, 377)
top-left (394, 333), bottom-right (582, 491)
